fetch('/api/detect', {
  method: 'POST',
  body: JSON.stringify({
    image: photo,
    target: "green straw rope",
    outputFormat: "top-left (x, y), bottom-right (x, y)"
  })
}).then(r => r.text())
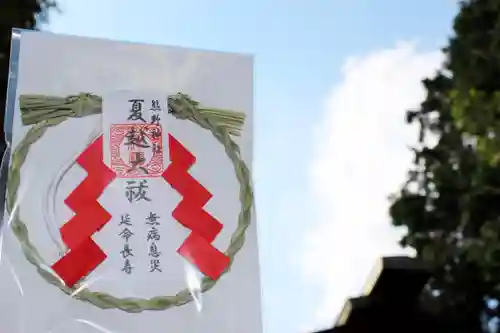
top-left (6, 92), bottom-right (253, 313)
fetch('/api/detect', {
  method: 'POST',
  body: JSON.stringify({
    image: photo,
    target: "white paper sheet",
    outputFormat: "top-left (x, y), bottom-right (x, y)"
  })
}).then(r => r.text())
top-left (0, 30), bottom-right (262, 333)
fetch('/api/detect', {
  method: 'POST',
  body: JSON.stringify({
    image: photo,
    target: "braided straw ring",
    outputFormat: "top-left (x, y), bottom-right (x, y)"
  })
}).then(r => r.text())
top-left (7, 93), bottom-right (253, 312)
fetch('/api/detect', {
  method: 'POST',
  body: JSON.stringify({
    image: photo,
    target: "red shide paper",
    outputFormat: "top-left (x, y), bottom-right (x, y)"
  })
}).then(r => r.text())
top-left (163, 134), bottom-right (229, 280)
top-left (51, 136), bottom-right (116, 287)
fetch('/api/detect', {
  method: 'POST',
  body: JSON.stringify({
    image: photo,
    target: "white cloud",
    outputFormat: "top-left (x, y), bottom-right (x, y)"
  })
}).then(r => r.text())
top-left (298, 42), bottom-right (444, 331)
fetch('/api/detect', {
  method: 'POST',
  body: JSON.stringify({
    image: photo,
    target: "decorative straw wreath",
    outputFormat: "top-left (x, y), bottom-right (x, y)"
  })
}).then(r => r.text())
top-left (6, 93), bottom-right (253, 312)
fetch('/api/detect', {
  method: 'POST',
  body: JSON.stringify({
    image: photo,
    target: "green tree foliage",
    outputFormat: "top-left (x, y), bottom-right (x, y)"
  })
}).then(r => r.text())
top-left (0, 0), bottom-right (57, 148)
top-left (390, 0), bottom-right (500, 331)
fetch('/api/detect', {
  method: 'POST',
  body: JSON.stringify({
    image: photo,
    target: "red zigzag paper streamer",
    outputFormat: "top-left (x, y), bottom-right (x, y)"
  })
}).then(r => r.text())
top-left (163, 134), bottom-right (230, 280)
top-left (51, 136), bottom-right (116, 288)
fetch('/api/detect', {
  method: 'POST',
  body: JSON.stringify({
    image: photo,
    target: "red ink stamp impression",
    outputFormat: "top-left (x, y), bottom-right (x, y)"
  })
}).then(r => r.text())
top-left (109, 124), bottom-right (164, 178)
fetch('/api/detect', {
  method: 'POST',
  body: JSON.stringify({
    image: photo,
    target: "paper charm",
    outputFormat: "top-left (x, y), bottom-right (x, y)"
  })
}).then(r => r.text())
top-left (7, 93), bottom-right (253, 312)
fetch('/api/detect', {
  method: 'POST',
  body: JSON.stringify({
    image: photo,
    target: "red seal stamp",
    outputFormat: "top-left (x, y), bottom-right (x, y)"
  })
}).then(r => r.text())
top-left (109, 123), bottom-right (164, 178)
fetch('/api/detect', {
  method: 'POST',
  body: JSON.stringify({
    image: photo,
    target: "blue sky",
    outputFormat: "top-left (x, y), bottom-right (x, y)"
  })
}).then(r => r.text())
top-left (45, 1), bottom-right (458, 332)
